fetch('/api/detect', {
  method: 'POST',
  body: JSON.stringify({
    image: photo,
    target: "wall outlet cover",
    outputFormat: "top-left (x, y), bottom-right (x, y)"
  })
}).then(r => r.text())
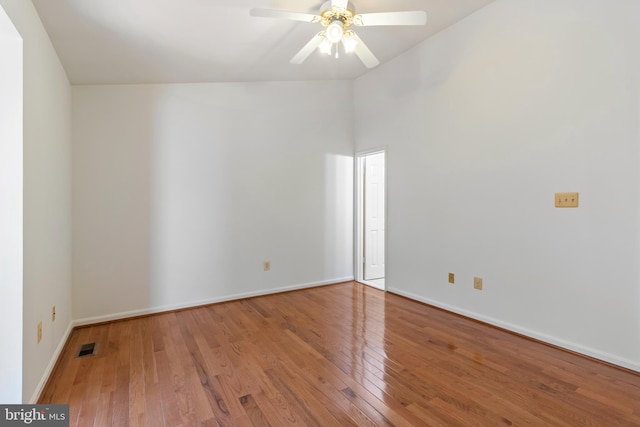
top-left (474, 277), bottom-right (483, 290)
top-left (555, 192), bottom-right (579, 208)
top-left (448, 273), bottom-right (455, 284)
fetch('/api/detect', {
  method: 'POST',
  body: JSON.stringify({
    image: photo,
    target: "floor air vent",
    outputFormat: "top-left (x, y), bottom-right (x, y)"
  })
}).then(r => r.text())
top-left (76, 342), bottom-right (97, 358)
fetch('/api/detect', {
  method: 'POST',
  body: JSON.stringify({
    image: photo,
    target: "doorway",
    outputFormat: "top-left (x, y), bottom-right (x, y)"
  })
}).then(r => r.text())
top-left (356, 149), bottom-right (386, 290)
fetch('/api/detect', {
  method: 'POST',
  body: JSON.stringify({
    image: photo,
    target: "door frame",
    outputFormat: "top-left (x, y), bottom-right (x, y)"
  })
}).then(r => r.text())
top-left (355, 148), bottom-right (387, 290)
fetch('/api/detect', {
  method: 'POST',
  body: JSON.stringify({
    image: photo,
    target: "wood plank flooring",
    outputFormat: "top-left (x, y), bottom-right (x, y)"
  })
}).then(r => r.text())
top-left (40, 282), bottom-right (640, 426)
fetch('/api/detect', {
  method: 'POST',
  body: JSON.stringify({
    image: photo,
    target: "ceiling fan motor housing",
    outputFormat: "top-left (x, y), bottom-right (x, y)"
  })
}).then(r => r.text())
top-left (317, 1), bottom-right (356, 29)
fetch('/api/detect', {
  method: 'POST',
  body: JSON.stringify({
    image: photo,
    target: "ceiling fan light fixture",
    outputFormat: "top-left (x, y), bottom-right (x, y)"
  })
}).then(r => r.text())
top-left (319, 37), bottom-right (333, 55)
top-left (342, 32), bottom-right (358, 53)
top-left (326, 20), bottom-right (344, 43)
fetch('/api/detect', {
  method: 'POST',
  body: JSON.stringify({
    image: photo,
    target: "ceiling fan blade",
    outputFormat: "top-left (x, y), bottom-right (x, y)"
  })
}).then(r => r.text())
top-left (250, 8), bottom-right (318, 23)
top-left (331, 0), bottom-right (349, 9)
top-left (290, 34), bottom-right (325, 64)
top-left (355, 11), bottom-right (427, 26)
top-left (350, 33), bottom-right (380, 69)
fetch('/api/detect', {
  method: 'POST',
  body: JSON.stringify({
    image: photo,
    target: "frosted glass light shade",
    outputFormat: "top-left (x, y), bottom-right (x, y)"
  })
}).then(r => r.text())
top-left (326, 20), bottom-right (344, 43)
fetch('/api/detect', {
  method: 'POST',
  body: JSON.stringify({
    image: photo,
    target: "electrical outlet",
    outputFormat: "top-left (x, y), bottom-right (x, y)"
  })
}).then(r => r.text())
top-left (52, 305), bottom-right (56, 322)
top-left (555, 192), bottom-right (579, 208)
top-left (448, 273), bottom-right (455, 284)
top-left (474, 277), bottom-right (483, 290)
top-left (263, 261), bottom-right (271, 271)
top-left (37, 321), bottom-right (42, 343)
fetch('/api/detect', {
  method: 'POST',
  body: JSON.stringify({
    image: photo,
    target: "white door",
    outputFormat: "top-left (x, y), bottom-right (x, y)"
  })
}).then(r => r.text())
top-left (364, 152), bottom-right (385, 280)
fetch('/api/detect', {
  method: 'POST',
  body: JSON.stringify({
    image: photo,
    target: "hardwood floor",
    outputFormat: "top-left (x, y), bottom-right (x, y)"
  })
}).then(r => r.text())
top-left (40, 282), bottom-right (640, 426)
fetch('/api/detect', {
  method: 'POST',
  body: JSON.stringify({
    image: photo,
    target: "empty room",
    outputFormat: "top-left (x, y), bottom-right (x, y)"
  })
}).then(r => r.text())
top-left (1, 0), bottom-right (639, 425)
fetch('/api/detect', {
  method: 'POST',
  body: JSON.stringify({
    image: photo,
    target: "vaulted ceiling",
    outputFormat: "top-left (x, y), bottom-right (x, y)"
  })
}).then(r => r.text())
top-left (32, 0), bottom-right (495, 85)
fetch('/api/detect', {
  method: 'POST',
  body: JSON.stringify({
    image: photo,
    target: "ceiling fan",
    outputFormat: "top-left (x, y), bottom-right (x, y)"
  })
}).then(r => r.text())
top-left (250, 0), bottom-right (427, 69)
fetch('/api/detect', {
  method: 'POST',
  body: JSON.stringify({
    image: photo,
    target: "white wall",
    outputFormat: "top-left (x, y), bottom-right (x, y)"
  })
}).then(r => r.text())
top-left (0, 4), bottom-right (23, 404)
top-left (73, 81), bottom-right (354, 322)
top-left (355, 0), bottom-right (640, 370)
top-left (0, 0), bottom-right (73, 402)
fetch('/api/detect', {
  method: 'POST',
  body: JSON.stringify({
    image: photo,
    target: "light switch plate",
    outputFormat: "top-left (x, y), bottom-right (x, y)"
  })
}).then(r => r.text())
top-left (555, 192), bottom-right (579, 208)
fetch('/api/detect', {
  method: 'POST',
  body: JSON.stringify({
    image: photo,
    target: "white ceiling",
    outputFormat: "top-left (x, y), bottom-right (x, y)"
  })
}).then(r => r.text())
top-left (32, 0), bottom-right (495, 85)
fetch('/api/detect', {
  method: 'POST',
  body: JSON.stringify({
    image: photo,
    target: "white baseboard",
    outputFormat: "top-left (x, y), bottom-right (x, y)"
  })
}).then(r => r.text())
top-left (74, 277), bottom-right (354, 327)
top-left (29, 321), bottom-right (74, 404)
top-left (388, 287), bottom-right (640, 373)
